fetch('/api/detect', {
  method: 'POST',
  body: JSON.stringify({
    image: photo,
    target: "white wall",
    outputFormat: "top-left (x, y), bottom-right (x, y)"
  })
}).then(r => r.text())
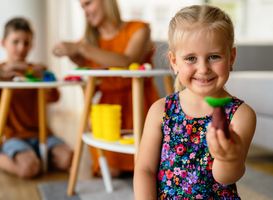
top-left (0, 0), bottom-right (46, 63)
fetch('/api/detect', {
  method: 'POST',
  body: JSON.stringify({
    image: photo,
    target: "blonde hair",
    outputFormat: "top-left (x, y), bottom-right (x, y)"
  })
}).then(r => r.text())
top-left (82, 0), bottom-right (121, 45)
top-left (168, 4), bottom-right (235, 92)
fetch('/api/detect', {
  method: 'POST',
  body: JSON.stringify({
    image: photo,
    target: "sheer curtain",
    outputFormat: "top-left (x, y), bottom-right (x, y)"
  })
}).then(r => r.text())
top-left (46, 0), bottom-right (85, 115)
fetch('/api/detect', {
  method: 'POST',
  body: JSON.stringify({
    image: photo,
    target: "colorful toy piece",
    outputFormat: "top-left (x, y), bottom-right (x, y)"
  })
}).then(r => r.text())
top-left (64, 75), bottom-right (82, 82)
top-left (25, 68), bottom-right (34, 78)
top-left (120, 138), bottom-right (134, 145)
top-left (12, 76), bottom-right (27, 82)
top-left (205, 96), bottom-right (232, 139)
top-left (42, 71), bottom-right (56, 82)
top-left (109, 67), bottom-right (126, 70)
top-left (76, 67), bottom-right (90, 70)
top-left (139, 63), bottom-right (152, 70)
top-left (24, 68), bottom-right (41, 82)
top-left (128, 62), bottom-right (140, 70)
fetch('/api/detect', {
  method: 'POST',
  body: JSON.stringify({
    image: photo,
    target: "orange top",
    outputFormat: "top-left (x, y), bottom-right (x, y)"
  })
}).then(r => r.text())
top-left (85, 21), bottom-right (155, 91)
top-left (0, 63), bottom-right (60, 141)
top-left (85, 21), bottom-right (160, 173)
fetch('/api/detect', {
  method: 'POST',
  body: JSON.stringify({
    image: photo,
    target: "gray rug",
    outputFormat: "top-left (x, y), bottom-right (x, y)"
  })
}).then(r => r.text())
top-left (38, 166), bottom-right (273, 200)
top-left (38, 178), bottom-right (134, 200)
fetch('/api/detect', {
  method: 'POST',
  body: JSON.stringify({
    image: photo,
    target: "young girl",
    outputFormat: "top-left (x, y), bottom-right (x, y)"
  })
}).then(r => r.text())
top-left (134, 4), bottom-right (256, 199)
top-left (0, 18), bottom-right (73, 178)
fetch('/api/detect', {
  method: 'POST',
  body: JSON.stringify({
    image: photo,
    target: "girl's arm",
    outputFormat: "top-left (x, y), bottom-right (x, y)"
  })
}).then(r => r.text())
top-left (207, 103), bottom-right (256, 185)
top-left (53, 25), bottom-right (151, 68)
top-left (134, 98), bottom-right (165, 200)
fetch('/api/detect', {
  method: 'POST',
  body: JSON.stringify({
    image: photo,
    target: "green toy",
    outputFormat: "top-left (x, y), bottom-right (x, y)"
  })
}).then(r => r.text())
top-left (205, 96), bottom-right (232, 139)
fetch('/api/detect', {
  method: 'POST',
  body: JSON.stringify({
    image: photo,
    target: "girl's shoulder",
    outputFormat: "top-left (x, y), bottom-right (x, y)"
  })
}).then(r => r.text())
top-left (150, 97), bottom-right (166, 112)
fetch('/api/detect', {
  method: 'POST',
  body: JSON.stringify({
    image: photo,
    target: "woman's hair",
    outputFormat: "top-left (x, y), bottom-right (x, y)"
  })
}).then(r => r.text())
top-left (168, 4), bottom-right (235, 92)
top-left (3, 17), bottom-right (33, 39)
top-left (82, 0), bottom-right (121, 45)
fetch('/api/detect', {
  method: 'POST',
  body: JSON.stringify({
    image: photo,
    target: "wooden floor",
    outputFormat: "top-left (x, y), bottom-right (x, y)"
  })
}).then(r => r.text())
top-left (0, 112), bottom-right (273, 200)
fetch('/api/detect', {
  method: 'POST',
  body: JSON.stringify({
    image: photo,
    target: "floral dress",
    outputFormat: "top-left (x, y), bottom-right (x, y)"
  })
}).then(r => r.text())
top-left (157, 92), bottom-right (243, 200)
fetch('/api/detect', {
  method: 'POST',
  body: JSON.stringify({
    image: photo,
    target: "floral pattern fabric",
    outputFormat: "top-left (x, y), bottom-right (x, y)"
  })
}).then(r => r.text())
top-left (157, 92), bottom-right (243, 199)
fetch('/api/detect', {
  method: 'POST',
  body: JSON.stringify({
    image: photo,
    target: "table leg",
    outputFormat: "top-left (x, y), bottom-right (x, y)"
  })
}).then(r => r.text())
top-left (67, 77), bottom-right (96, 196)
top-left (38, 88), bottom-right (47, 172)
top-left (97, 148), bottom-right (113, 193)
top-left (163, 75), bottom-right (174, 95)
top-left (0, 88), bottom-right (13, 148)
top-left (132, 77), bottom-right (144, 162)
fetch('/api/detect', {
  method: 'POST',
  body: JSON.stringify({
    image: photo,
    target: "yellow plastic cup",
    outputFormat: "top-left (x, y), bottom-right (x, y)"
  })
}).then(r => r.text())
top-left (103, 105), bottom-right (122, 141)
top-left (103, 121), bottom-right (121, 141)
top-left (91, 104), bottom-right (122, 141)
top-left (91, 104), bottom-right (107, 139)
top-left (92, 120), bottom-right (104, 139)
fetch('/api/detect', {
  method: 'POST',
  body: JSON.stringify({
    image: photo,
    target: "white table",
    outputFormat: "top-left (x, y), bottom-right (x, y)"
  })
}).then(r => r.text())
top-left (65, 69), bottom-right (173, 195)
top-left (0, 81), bottom-right (85, 172)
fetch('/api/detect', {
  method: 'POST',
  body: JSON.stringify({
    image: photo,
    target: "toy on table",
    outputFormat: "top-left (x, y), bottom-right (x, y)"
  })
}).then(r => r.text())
top-left (42, 71), bottom-right (56, 82)
top-left (76, 67), bottom-right (90, 70)
top-left (25, 69), bottom-right (41, 82)
top-left (138, 63), bottom-right (152, 70)
top-left (128, 62), bottom-right (152, 70)
top-left (12, 70), bottom-right (56, 82)
top-left (205, 96), bottom-right (232, 139)
top-left (76, 66), bottom-right (109, 70)
top-left (64, 75), bottom-right (82, 82)
top-left (120, 134), bottom-right (134, 144)
top-left (128, 62), bottom-right (140, 70)
top-left (108, 67), bottom-right (126, 70)
top-left (12, 76), bottom-right (27, 82)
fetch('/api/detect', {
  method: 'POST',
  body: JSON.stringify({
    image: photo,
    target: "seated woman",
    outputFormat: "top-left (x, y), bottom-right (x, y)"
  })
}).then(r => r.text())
top-left (52, 0), bottom-right (159, 177)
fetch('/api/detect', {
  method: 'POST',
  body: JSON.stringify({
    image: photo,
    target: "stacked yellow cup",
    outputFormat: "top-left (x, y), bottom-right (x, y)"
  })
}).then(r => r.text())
top-left (91, 104), bottom-right (122, 142)
top-left (90, 104), bottom-right (105, 139)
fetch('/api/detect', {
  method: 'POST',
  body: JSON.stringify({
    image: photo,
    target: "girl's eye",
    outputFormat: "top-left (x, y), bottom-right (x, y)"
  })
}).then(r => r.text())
top-left (210, 55), bottom-right (220, 60)
top-left (187, 57), bottom-right (196, 61)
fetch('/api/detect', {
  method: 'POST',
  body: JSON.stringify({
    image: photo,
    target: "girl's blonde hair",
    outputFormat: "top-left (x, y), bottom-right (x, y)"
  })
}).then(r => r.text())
top-left (82, 0), bottom-right (121, 45)
top-left (168, 4), bottom-right (235, 92)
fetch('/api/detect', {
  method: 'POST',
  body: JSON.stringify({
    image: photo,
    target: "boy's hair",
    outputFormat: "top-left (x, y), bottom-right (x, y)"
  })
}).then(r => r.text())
top-left (3, 17), bottom-right (33, 39)
top-left (168, 4), bottom-right (235, 91)
top-left (82, 0), bottom-right (121, 45)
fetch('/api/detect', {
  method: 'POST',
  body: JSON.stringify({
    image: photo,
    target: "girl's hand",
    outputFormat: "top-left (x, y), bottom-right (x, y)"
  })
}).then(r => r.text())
top-left (32, 63), bottom-right (47, 78)
top-left (206, 123), bottom-right (244, 162)
top-left (52, 42), bottom-right (79, 57)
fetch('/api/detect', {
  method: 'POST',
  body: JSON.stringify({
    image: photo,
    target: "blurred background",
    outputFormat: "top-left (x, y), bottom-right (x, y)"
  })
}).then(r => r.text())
top-left (1, 0), bottom-right (273, 115)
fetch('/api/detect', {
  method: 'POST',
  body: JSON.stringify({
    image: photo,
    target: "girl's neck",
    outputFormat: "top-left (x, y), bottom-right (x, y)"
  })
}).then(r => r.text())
top-left (179, 88), bottom-right (230, 118)
top-left (98, 19), bottom-right (124, 40)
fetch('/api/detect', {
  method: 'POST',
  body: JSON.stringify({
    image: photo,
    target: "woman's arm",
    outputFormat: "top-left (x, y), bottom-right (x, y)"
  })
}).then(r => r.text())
top-left (53, 25), bottom-right (152, 68)
top-left (134, 98), bottom-right (165, 200)
top-left (207, 103), bottom-right (256, 185)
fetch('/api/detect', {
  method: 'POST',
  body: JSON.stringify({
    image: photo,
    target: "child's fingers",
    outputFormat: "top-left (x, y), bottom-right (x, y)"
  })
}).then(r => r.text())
top-left (206, 126), bottom-right (225, 157)
top-left (216, 129), bottom-right (232, 152)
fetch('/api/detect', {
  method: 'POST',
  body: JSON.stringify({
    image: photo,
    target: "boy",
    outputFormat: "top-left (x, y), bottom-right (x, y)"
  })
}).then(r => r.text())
top-left (0, 17), bottom-right (73, 178)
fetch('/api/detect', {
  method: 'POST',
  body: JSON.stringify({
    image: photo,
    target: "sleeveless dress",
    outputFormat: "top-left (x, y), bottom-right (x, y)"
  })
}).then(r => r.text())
top-left (157, 92), bottom-right (243, 200)
top-left (87, 21), bottom-right (159, 174)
